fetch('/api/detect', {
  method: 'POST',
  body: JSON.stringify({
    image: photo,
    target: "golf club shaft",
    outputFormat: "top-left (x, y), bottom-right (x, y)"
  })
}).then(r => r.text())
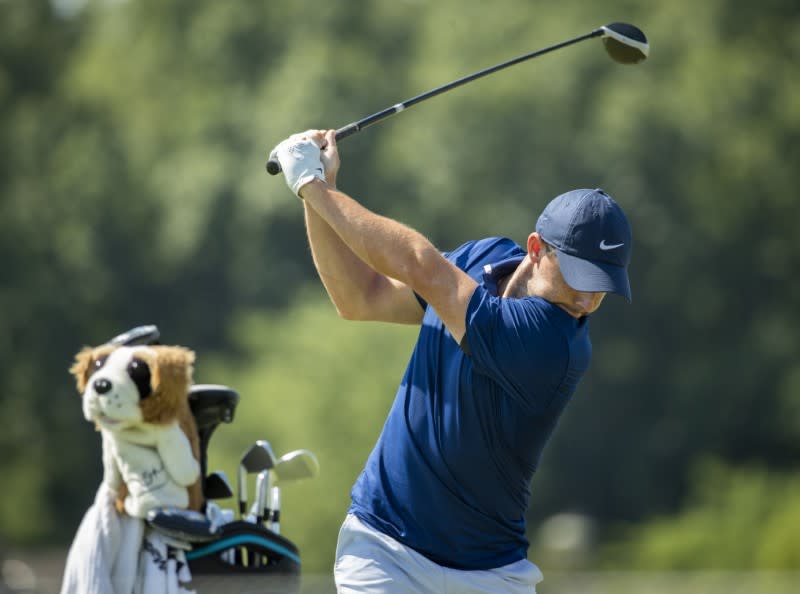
top-left (267, 486), bottom-right (281, 533)
top-left (266, 28), bottom-right (603, 175)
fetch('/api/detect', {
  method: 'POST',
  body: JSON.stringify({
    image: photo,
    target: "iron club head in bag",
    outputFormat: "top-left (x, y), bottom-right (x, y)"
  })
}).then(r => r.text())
top-left (274, 449), bottom-right (320, 482)
top-left (260, 449), bottom-right (320, 532)
top-left (237, 440), bottom-right (276, 518)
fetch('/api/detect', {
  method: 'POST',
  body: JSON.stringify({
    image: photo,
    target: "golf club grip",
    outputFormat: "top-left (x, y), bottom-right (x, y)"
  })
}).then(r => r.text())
top-left (265, 123), bottom-right (360, 175)
top-left (265, 156), bottom-right (282, 175)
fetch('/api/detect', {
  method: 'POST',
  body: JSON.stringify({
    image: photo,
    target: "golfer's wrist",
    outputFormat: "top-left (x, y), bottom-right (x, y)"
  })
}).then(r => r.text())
top-left (298, 177), bottom-right (328, 200)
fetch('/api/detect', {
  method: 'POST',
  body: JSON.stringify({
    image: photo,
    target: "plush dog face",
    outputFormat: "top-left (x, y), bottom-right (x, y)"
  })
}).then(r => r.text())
top-left (80, 346), bottom-right (152, 430)
top-left (71, 344), bottom-right (196, 431)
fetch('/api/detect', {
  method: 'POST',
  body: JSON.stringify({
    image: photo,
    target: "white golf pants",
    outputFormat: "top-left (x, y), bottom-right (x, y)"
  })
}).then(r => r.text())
top-left (334, 513), bottom-right (543, 594)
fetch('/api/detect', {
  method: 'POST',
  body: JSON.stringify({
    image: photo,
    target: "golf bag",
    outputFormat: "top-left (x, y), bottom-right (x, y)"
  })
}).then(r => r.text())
top-left (110, 325), bottom-right (302, 594)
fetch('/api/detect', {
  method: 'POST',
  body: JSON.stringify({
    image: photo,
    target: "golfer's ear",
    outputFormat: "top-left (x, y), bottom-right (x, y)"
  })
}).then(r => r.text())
top-left (527, 232), bottom-right (543, 261)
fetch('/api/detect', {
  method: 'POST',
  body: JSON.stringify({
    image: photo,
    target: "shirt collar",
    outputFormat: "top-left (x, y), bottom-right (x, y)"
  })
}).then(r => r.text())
top-left (482, 255), bottom-right (525, 295)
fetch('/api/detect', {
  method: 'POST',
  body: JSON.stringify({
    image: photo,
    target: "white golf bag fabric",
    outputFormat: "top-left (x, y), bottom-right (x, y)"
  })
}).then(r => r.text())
top-left (60, 483), bottom-right (195, 594)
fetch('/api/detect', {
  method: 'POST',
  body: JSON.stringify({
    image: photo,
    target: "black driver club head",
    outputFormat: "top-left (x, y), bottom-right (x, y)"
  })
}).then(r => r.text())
top-left (601, 22), bottom-right (649, 64)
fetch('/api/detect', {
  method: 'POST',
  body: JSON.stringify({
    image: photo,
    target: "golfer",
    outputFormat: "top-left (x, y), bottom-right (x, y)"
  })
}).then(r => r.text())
top-left (271, 129), bottom-right (633, 593)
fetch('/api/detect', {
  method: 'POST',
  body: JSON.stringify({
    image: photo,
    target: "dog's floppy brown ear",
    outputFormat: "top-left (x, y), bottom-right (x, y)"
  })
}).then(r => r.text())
top-left (70, 347), bottom-right (95, 393)
top-left (139, 345), bottom-right (203, 510)
top-left (141, 346), bottom-right (196, 425)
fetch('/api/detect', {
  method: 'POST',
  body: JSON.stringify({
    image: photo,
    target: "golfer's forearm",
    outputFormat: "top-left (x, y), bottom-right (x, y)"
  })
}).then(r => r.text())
top-left (303, 201), bottom-right (386, 318)
top-left (301, 180), bottom-right (437, 292)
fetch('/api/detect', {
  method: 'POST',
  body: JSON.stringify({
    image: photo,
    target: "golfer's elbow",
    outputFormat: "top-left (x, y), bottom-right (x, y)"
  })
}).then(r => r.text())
top-left (326, 273), bottom-right (404, 322)
top-left (332, 300), bottom-right (365, 321)
top-left (324, 286), bottom-right (374, 321)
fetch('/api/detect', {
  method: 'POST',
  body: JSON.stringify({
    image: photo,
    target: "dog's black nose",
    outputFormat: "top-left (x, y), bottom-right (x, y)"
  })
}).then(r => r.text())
top-left (93, 378), bottom-right (112, 395)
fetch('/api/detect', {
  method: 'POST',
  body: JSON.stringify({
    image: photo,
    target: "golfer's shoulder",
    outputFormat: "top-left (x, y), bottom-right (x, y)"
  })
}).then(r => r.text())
top-left (496, 298), bottom-right (586, 363)
top-left (471, 294), bottom-right (567, 344)
top-left (512, 297), bottom-right (572, 334)
top-left (516, 300), bottom-right (590, 377)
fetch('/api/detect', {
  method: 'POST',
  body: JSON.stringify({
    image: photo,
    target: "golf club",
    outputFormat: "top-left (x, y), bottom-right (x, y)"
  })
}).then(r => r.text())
top-left (268, 486), bottom-right (281, 534)
top-left (261, 449), bottom-right (320, 533)
top-left (237, 440), bottom-right (276, 518)
top-left (107, 324), bottom-right (160, 346)
top-left (250, 469), bottom-right (272, 568)
top-left (273, 449), bottom-right (320, 482)
top-left (204, 470), bottom-right (233, 500)
top-left (253, 470), bottom-right (271, 524)
top-left (235, 441), bottom-right (276, 567)
top-left (265, 22), bottom-right (649, 175)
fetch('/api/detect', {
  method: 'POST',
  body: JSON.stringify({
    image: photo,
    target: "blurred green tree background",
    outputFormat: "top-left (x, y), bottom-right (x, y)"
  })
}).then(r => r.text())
top-left (1, 0), bottom-right (799, 576)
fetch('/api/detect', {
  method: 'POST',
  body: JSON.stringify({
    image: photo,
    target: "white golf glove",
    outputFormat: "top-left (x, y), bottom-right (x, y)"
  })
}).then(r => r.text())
top-left (269, 135), bottom-right (326, 197)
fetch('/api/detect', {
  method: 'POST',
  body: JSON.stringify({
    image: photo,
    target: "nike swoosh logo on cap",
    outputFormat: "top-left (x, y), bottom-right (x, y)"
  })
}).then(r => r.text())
top-left (599, 240), bottom-right (624, 250)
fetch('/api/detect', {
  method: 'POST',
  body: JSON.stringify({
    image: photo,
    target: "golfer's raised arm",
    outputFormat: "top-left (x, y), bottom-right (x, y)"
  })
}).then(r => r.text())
top-left (304, 179), bottom-right (476, 342)
top-left (300, 130), bottom-right (426, 325)
top-left (303, 201), bottom-right (424, 324)
top-left (271, 130), bottom-right (477, 342)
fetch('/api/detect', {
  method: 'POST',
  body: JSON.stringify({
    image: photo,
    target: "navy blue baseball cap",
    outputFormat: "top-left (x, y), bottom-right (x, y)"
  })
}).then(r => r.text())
top-left (535, 188), bottom-right (632, 302)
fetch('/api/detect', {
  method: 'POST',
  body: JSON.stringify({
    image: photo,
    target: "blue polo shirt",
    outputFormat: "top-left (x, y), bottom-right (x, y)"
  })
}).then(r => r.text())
top-left (349, 237), bottom-right (592, 570)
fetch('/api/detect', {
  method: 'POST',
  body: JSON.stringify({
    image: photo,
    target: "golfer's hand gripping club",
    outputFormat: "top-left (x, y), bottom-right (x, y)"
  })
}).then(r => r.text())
top-left (269, 135), bottom-right (327, 196)
top-left (266, 124), bottom-right (357, 176)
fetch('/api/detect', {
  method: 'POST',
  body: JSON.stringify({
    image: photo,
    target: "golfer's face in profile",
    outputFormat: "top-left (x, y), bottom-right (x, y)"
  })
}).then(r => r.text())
top-left (539, 251), bottom-right (606, 318)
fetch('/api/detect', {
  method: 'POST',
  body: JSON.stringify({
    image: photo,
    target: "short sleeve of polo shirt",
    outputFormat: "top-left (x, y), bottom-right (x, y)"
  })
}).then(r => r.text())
top-left (463, 284), bottom-right (569, 413)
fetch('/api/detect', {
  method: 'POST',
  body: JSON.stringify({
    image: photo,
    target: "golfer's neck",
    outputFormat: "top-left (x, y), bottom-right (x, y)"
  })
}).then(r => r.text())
top-left (498, 264), bottom-right (531, 299)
